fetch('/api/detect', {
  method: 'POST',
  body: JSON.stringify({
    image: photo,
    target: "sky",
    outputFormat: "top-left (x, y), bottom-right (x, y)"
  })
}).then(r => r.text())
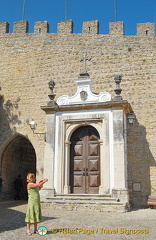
top-left (0, 0), bottom-right (155, 35)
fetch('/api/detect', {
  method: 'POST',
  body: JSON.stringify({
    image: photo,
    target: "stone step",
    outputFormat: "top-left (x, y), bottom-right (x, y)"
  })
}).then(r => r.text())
top-left (53, 197), bottom-right (118, 202)
top-left (44, 194), bottom-right (130, 212)
top-left (46, 194), bottom-right (122, 204)
top-left (50, 200), bottom-right (124, 205)
top-left (56, 194), bottom-right (112, 198)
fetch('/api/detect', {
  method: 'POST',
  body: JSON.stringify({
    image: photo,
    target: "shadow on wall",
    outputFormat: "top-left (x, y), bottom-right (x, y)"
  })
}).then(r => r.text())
top-left (127, 118), bottom-right (156, 208)
top-left (0, 96), bottom-right (37, 200)
top-left (3, 98), bottom-right (22, 131)
top-left (0, 96), bottom-right (22, 142)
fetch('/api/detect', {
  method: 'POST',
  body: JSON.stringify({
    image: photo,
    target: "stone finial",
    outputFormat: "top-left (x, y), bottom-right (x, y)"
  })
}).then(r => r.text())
top-left (47, 80), bottom-right (57, 106)
top-left (114, 75), bottom-right (123, 101)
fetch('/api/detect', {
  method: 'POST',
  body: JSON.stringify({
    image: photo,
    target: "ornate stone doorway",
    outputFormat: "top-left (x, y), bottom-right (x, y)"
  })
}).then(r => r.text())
top-left (70, 126), bottom-right (100, 194)
top-left (1, 135), bottom-right (36, 199)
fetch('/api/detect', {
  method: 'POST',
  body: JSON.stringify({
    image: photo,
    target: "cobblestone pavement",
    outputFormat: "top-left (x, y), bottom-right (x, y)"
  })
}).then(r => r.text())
top-left (0, 200), bottom-right (156, 240)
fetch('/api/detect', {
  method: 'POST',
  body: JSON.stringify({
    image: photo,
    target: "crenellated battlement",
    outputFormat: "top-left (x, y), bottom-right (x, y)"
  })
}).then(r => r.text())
top-left (0, 14), bottom-right (156, 211)
top-left (0, 20), bottom-right (155, 36)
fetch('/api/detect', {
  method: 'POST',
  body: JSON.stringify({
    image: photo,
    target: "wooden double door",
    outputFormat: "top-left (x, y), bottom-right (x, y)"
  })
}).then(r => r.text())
top-left (70, 126), bottom-right (100, 194)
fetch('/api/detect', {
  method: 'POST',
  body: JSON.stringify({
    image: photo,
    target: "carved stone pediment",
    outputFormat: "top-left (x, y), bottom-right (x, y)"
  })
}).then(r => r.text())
top-left (57, 74), bottom-right (112, 106)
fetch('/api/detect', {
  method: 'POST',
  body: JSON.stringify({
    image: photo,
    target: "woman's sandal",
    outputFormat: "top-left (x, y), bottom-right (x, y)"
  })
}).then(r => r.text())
top-left (26, 232), bottom-right (32, 236)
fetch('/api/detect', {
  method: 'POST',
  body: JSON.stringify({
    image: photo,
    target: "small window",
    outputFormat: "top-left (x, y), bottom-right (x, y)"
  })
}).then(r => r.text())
top-left (146, 30), bottom-right (149, 36)
top-left (88, 27), bottom-right (91, 34)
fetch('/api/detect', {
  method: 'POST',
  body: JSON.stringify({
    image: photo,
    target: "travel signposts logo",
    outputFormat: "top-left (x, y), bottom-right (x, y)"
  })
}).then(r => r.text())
top-left (38, 226), bottom-right (48, 236)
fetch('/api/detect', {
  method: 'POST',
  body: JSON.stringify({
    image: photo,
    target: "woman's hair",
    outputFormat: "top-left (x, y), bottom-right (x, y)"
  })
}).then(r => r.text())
top-left (27, 173), bottom-right (35, 183)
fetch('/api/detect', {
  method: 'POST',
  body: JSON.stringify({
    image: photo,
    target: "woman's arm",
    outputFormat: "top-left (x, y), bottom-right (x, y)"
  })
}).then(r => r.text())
top-left (27, 179), bottom-right (48, 189)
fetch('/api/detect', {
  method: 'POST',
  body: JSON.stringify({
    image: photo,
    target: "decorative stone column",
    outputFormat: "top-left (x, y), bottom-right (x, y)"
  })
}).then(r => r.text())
top-left (98, 140), bottom-right (105, 194)
top-left (40, 80), bottom-right (58, 200)
top-left (64, 141), bottom-right (71, 194)
top-left (112, 109), bottom-right (129, 203)
top-left (40, 113), bottom-right (56, 200)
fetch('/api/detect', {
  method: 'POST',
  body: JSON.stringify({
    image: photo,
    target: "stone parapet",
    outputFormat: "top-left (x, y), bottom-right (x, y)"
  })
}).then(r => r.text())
top-left (0, 20), bottom-right (154, 36)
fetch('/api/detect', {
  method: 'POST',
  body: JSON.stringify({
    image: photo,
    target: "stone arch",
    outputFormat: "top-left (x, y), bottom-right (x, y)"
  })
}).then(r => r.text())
top-left (66, 122), bottom-right (103, 143)
top-left (1, 134), bottom-right (36, 199)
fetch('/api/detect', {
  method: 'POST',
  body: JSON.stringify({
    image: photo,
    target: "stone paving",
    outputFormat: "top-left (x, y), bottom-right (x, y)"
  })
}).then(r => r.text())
top-left (0, 200), bottom-right (156, 240)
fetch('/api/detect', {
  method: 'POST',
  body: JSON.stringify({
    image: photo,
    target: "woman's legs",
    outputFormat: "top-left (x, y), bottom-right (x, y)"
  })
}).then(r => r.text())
top-left (26, 222), bottom-right (31, 235)
top-left (34, 222), bottom-right (38, 233)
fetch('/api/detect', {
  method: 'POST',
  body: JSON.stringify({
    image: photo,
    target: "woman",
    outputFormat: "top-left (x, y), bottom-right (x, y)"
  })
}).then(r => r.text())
top-left (25, 173), bottom-right (48, 236)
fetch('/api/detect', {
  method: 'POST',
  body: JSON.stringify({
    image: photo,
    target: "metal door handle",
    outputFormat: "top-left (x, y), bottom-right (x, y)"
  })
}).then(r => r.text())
top-left (83, 168), bottom-right (88, 171)
top-left (83, 173), bottom-right (88, 176)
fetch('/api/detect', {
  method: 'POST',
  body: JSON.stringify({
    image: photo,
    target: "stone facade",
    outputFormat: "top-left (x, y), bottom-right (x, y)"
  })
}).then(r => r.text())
top-left (0, 20), bottom-right (156, 207)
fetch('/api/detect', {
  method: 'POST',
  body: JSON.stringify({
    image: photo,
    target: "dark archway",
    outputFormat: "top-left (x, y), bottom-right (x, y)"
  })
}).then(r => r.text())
top-left (1, 135), bottom-right (36, 200)
top-left (70, 125), bottom-right (100, 194)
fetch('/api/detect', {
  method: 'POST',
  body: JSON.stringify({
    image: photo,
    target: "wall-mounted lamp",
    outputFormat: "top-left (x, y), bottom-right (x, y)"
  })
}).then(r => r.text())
top-left (27, 119), bottom-right (46, 140)
top-left (127, 113), bottom-right (136, 125)
top-left (29, 119), bottom-right (37, 131)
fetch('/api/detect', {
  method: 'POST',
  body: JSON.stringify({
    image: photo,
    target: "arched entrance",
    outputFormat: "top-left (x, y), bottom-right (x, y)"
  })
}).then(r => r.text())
top-left (70, 125), bottom-right (100, 194)
top-left (1, 135), bottom-right (36, 199)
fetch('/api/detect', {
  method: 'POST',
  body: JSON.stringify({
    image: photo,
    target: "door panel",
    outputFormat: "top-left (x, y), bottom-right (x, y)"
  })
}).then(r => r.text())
top-left (88, 143), bottom-right (99, 156)
top-left (70, 126), bottom-right (100, 194)
top-left (70, 140), bottom-right (85, 193)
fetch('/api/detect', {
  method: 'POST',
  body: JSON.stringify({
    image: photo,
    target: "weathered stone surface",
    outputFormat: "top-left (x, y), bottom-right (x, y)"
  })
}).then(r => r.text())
top-left (0, 20), bottom-right (156, 207)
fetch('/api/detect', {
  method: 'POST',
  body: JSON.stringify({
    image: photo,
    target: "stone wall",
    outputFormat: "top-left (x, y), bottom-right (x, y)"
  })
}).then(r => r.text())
top-left (0, 20), bottom-right (156, 206)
